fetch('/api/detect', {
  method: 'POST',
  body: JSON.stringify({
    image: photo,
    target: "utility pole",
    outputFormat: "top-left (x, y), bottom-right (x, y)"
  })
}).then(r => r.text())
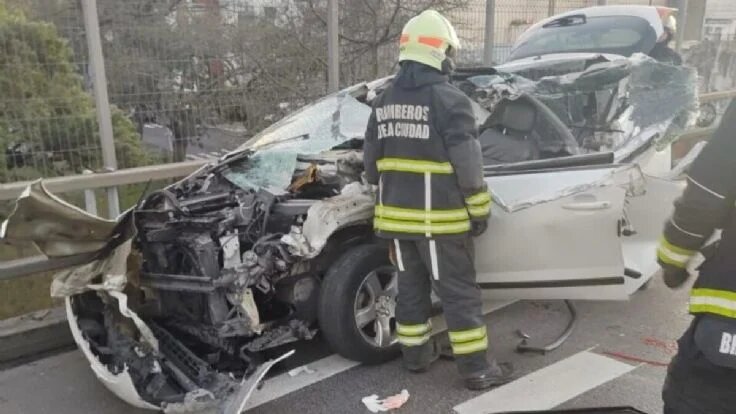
top-left (676, 0), bottom-right (689, 53)
top-left (483, 0), bottom-right (496, 66)
top-left (327, 0), bottom-right (339, 93)
top-left (81, 0), bottom-right (120, 218)
top-left (548, 0), bottom-right (556, 17)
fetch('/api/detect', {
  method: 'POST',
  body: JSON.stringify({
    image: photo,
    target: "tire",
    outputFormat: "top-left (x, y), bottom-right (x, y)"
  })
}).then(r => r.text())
top-left (318, 243), bottom-right (400, 364)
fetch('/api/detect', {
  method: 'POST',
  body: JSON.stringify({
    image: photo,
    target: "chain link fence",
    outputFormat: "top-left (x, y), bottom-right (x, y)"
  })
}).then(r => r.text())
top-left (0, 0), bottom-right (687, 192)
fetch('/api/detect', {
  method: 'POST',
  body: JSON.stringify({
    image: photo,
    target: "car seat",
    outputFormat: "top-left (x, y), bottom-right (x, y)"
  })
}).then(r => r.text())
top-left (479, 98), bottom-right (541, 165)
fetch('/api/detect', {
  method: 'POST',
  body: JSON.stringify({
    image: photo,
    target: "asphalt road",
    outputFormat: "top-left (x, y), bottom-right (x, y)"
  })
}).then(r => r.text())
top-left (0, 276), bottom-right (692, 414)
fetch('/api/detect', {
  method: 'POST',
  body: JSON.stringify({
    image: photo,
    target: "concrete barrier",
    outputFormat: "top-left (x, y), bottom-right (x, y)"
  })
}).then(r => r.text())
top-left (0, 307), bottom-right (73, 366)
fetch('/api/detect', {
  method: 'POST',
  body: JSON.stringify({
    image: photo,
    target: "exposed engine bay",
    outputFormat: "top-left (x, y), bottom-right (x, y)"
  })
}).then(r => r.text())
top-left (66, 148), bottom-right (373, 410)
top-left (1, 54), bottom-right (698, 412)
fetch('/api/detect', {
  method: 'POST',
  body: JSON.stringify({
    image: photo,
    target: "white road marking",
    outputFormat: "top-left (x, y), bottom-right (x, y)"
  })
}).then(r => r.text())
top-left (454, 350), bottom-right (638, 414)
top-left (246, 300), bottom-right (516, 410)
top-left (245, 354), bottom-right (360, 410)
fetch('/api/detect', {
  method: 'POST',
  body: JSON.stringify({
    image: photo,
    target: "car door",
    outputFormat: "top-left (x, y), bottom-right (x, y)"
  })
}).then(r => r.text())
top-left (475, 163), bottom-right (638, 301)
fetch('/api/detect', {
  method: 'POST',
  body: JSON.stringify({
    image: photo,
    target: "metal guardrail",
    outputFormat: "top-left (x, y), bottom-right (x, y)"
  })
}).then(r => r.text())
top-left (699, 90), bottom-right (736, 103)
top-left (1, 89), bottom-right (736, 280)
top-left (0, 159), bottom-right (207, 202)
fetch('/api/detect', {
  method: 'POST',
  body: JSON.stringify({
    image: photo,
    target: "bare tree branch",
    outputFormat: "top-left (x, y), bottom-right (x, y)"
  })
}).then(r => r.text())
top-left (305, 0), bottom-right (372, 45)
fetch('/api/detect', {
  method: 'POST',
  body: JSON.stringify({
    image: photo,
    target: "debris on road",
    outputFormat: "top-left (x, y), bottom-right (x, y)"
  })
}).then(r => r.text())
top-left (361, 389), bottom-right (410, 412)
top-left (288, 365), bottom-right (316, 377)
top-left (641, 337), bottom-right (678, 355)
top-left (27, 309), bottom-right (51, 321)
top-left (601, 351), bottom-right (670, 367)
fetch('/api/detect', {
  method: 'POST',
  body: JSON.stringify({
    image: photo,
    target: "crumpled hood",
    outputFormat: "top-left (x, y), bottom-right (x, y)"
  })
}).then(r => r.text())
top-left (1, 180), bottom-right (119, 257)
top-left (497, 52), bottom-right (625, 74)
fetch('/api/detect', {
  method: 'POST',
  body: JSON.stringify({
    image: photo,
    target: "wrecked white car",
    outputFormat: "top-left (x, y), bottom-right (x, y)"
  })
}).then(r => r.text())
top-left (1, 54), bottom-right (699, 412)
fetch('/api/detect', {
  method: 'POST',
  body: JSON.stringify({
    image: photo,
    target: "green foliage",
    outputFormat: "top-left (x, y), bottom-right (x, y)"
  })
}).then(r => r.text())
top-left (0, 1), bottom-right (147, 182)
top-left (112, 107), bottom-right (150, 168)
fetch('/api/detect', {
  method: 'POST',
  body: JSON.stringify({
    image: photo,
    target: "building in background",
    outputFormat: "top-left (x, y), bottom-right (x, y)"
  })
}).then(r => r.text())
top-left (704, 0), bottom-right (736, 40)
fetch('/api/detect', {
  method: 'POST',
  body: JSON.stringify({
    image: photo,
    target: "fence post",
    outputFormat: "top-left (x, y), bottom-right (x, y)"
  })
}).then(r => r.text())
top-left (82, 169), bottom-right (98, 216)
top-left (81, 0), bottom-right (120, 219)
top-left (327, 0), bottom-right (339, 93)
top-left (548, 0), bottom-right (556, 16)
top-left (676, 0), bottom-right (689, 53)
top-left (483, 0), bottom-right (496, 66)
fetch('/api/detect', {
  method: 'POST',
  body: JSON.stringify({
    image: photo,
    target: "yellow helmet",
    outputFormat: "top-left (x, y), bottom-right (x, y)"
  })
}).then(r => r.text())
top-left (399, 10), bottom-right (460, 72)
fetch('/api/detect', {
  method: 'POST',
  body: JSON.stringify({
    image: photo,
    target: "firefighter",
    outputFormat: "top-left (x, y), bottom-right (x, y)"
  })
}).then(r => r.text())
top-left (659, 99), bottom-right (736, 414)
top-left (363, 10), bottom-right (513, 390)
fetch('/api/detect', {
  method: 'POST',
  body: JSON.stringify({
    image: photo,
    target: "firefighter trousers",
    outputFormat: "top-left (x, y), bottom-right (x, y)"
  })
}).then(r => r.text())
top-left (392, 236), bottom-right (489, 375)
top-left (662, 317), bottom-right (736, 414)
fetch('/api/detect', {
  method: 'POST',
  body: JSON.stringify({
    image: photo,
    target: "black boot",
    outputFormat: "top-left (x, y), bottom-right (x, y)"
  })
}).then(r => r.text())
top-left (401, 339), bottom-right (440, 373)
top-left (456, 353), bottom-right (514, 390)
top-left (463, 360), bottom-right (514, 390)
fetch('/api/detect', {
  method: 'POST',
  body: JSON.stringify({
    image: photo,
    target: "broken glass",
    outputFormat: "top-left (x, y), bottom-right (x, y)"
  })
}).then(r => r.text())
top-left (465, 54), bottom-right (698, 158)
top-left (224, 91), bottom-right (371, 193)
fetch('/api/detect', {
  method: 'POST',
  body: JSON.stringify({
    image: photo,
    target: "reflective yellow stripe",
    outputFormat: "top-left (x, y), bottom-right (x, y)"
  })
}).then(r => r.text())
top-left (660, 236), bottom-right (696, 256)
top-left (375, 205), bottom-right (469, 222)
top-left (689, 304), bottom-right (736, 319)
top-left (692, 288), bottom-right (736, 301)
top-left (376, 158), bottom-right (454, 174)
top-left (398, 333), bottom-right (431, 347)
top-left (657, 237), bottom-right (695, 269)
top-left (689, 289), bottom-right (736, 319)
top-left (467, 203), bottom-right (491, 218)
top-left (397, 322), bottom-right (432, 337)
top-left (465, 191), bottom-right (491, 206)
top-left (452, 336), bottom-right (489, 355)
top-left (449, 326), bottom-right (487, 344)
top-left (657, 248), bottom-right (688, 268)
top-left (375, 217), bottom-right (470, 234)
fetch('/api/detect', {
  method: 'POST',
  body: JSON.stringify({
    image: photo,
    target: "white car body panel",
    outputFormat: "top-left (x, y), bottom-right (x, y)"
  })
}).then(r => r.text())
top-left (477, 167), bottom-right (629, 300)
top-left (65, 298), bottom-right (160, 411)
top-left (472, 140), bottom-right (691, 301)
top-left (620, 176), bottom-right (683, 292)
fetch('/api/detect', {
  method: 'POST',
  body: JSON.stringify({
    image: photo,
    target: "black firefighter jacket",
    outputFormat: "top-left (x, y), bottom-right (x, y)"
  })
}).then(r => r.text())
top-left (363, 62), bottom-right (490, 240)
top-left (658, 99), bottom-right (736, 320)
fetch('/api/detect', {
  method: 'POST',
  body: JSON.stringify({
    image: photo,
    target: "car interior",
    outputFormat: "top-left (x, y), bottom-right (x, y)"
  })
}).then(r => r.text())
top-left (478, 94), bottom-right (613, 175)
top-left (479, 98), bottom-right (541, 165)
top-left (362, 74), bottom-right (620, 176)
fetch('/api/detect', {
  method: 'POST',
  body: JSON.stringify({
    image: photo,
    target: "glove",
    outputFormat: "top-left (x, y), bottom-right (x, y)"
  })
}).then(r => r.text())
top-left (471, 219), bottom-right (488, 237)
top-left (660, 264), bottom-right (690, 289)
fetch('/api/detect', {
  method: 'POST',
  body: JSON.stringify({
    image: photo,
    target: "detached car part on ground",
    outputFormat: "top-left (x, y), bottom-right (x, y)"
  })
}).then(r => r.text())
top-left (1, 55), bottom-right (700, 412)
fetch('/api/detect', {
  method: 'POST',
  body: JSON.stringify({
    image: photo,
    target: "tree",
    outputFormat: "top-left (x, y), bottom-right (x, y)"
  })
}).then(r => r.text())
top-left (9, 0), bottom-right (470, 167)
top-left (287, 0), bottom-right (470, 83)
top-left (0, 0), bottom-right (147, 182)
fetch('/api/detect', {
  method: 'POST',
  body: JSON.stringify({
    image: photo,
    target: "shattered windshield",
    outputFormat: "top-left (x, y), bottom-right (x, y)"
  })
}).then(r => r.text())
top-left (509, 16), bottom-right (657, 61)
top-left (224, 90), bottom-right (371, 193)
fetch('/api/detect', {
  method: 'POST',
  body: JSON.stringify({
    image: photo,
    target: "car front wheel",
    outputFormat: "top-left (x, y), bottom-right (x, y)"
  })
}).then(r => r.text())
top-left (318, 243), bottom-right (401, 364)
